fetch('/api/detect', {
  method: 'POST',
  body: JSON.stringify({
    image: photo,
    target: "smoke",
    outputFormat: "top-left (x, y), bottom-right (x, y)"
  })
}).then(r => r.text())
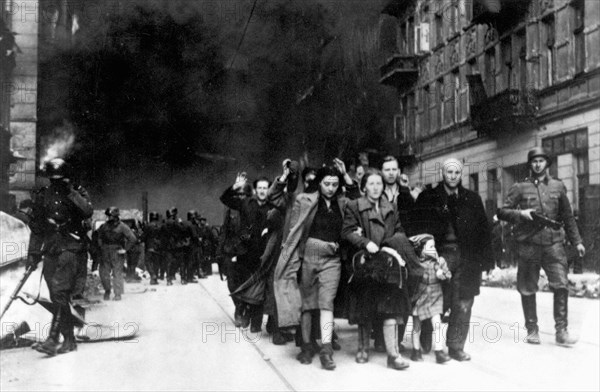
top-left (39, 121), bottom-right (76, 169)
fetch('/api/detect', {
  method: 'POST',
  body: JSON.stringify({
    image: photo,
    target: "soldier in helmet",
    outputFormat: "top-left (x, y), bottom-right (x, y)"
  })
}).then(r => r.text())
top-left (26, 158), bottom-right (94, 356)
top-left (96, 207), bottom-right (137, 301)
top-left (498, 147), bottom-right (585, 346)
top-left (197, 215), bottom-right (217, 277)
top-left (141, 211), bottom-right (164, 285)
top-left (163, 207), bottom-right (194, 285)
top-left (186, 210), bottom-right (202, 282)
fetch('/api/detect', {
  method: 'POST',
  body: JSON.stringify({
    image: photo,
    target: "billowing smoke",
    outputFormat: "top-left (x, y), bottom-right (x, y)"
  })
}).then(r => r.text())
top-left (39, 121), bottom-right (76, 169)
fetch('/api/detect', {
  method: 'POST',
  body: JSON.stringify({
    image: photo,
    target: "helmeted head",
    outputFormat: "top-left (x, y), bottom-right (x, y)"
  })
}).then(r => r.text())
top-left (44, 158), bottom-right (70, 180)
top-left (166, 207), bottom-right (178, 219)
top-left (527, 147), bottom-right (551, 177)
top-left (187, 210), bottom-right (198, 221)
top-left (105, 206), bottom-right (120, 222)
top-left (149, 211), bottom-right (159, 221)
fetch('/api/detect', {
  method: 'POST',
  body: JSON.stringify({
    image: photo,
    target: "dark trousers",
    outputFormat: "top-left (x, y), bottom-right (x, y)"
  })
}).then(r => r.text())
top-left (446, 293), bottom-right (475, 351)
top-left (145, 250), bottom-right (162, 280)
top-left (441, 245), bottom-right (476, 352)
top-left (43, 250), bottom-right (80, 307)
top-left (72, 251), bottom-right (88, 298)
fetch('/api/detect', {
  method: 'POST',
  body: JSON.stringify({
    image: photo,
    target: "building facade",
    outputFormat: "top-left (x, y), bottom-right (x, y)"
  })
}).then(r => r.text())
top-left (380, 0), bottom-right (599, 256)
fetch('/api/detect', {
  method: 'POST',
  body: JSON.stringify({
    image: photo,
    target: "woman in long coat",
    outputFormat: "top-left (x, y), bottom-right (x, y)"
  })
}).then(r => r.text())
top-left (342, 169), bottom-right (420, 370)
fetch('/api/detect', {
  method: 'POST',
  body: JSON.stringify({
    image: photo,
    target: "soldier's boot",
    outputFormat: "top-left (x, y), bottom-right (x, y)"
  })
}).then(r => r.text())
top-left (57, 315), bottom-right (77, 354)
top-left (103, 290), bottom-right (111, 301)
top-left (521, 294), bottom-right (541, 344)
top-left (35, 308), bottom-right (62, 356)
top-left (554, 289), bottom-right (578, 346)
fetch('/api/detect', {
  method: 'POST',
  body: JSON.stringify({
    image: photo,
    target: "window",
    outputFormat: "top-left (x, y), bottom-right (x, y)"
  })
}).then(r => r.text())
top-left (485, 48), bottom-right (496, 96)
top-left (470, 173), bottom-right (479, 192)
top-left (422, 85), bottom-right (430, 134)
top-left (435, 13), bottom-right (443, 47)
top-left (453, 69), bottom-right (460, 123)
top-left (399, 22), bottom-right (407, 54)
top-left (571, 0), bottom-right (585, 74)
top-left (408, 17), bottom-right (415, 55)
top-left (501, 38), bottom-right (512, 90)
top-left (516, 30), bottom-right (527, 92)
top-left (437, 77), bottom-right (444, 130)
top-left (543, 15), bottom-right (556, 86)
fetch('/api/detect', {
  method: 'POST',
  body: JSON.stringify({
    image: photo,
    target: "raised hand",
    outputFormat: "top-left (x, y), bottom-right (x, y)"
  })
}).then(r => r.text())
top-left (233, 172), bottom-right (248, 191)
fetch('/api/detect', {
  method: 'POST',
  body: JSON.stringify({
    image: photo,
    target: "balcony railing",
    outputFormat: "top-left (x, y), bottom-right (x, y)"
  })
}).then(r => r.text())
top-left (380, 54), bottom-right (419, 90)
top-left (470, 88), bottom-right (539, 137)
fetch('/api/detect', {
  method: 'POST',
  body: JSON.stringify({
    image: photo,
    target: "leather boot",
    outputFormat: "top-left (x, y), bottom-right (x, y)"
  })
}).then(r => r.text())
top-left (384, 323), bottom-right (409, 370)
top-left (554, 289), bottom-right (577, 345)
top-left (521, 294), bottom-right (541, 344)
top-left (297, 342), bottom-right (314, 364)
top-left (103, 290), bottom-right (111, 301)
top-left (435, 350), bottom-right (451, 364)
top-left (35, 308), bottom-right (62, 356)
top-left (57, 311), bottom-right (77, 354)
top-left (410, 348), bottom-right (423, 362)
top-left (319, 343), bottom-right (336, 370)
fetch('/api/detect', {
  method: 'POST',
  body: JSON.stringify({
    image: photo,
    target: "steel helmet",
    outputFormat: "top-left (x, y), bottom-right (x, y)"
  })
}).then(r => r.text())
top-left (166, 207), bottom-right (178, 219)
top-left (527, 147), bottom-right (551, 165)
top-left (105, 206), bottom-right (120, 217)
top-left (44, 158), bottom-right (70, 179)
top-left (187, 210), bottom-right (198, 221)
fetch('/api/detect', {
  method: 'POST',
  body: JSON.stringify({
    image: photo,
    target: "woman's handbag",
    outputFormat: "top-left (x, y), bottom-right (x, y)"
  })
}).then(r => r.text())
top-left (350, 250), bottom-right (406, 287)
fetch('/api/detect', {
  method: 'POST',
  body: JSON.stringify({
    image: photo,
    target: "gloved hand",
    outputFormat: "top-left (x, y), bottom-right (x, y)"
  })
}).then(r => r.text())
top-left (27, 254), bottom-right (41, 271)
top-left (117, 249), bottom-right (126, 255)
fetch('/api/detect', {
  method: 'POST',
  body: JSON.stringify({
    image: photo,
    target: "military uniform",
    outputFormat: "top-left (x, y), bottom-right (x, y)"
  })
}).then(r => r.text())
top-left (163, 212), bottom-right (194, 284)
top-left (141, 216), bottom-right (164, 285)
top-left (97, 217), bottom-right (137, 300)
top-left (499, 174), bottom-right (582, 344)
top-left (28, 167), bottom-right (93, 355)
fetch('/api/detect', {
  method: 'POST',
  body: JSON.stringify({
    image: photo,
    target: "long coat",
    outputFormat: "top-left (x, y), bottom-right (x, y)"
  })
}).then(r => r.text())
top-left (341, 197), bottom-right (422, 324)
top-left (273, 192), bottom-right (350, 328)
top-left (410, 182), bottom-right (493, 299)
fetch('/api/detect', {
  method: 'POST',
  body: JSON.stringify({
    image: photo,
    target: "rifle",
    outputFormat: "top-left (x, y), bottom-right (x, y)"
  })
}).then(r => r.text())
top-left (531, 212), bottom-right (563, 230)
top-left (0, 265), bottom-right (35, 322)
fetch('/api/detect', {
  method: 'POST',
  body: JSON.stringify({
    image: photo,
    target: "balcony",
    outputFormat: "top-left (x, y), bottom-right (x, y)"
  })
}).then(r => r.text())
top-left (380, 55), bottom-right (419, 90)
top-left (471, 0), bottom-right (532, 29)
top-left (470, 88), bottom-right (539, 138)
top-left (382, 0), bottom-right (416, 18)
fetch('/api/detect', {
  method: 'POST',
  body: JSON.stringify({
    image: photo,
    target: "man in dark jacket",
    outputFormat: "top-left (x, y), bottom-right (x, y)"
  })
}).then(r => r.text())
top-left (27, 158), bottom-right (94, 356)
top-left (220, 173), bottom-right (272, 332)
top-left (498, 147), bottom-right (585, 346)
top-left (141, 211), bottom-right (164, 285)
top-left (411, 158), bottom-right (493, 362)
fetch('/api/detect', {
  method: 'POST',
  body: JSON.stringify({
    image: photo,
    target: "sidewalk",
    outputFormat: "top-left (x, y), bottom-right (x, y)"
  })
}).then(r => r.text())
top-left (1, 269), bottom-right (599, 391)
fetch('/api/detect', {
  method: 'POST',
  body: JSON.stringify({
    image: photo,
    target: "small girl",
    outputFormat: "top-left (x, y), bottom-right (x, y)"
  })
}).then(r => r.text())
top-left (409, 234), bottom-right (451, 364)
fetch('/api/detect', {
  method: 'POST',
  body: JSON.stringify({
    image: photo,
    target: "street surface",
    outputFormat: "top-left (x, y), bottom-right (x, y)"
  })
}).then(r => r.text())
top-left (1, 266), bottom-right (598, 391)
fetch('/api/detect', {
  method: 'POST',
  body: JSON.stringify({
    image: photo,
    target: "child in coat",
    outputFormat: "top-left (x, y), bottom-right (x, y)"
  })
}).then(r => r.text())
top-left (409, 234), bottom-right (451, 364)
